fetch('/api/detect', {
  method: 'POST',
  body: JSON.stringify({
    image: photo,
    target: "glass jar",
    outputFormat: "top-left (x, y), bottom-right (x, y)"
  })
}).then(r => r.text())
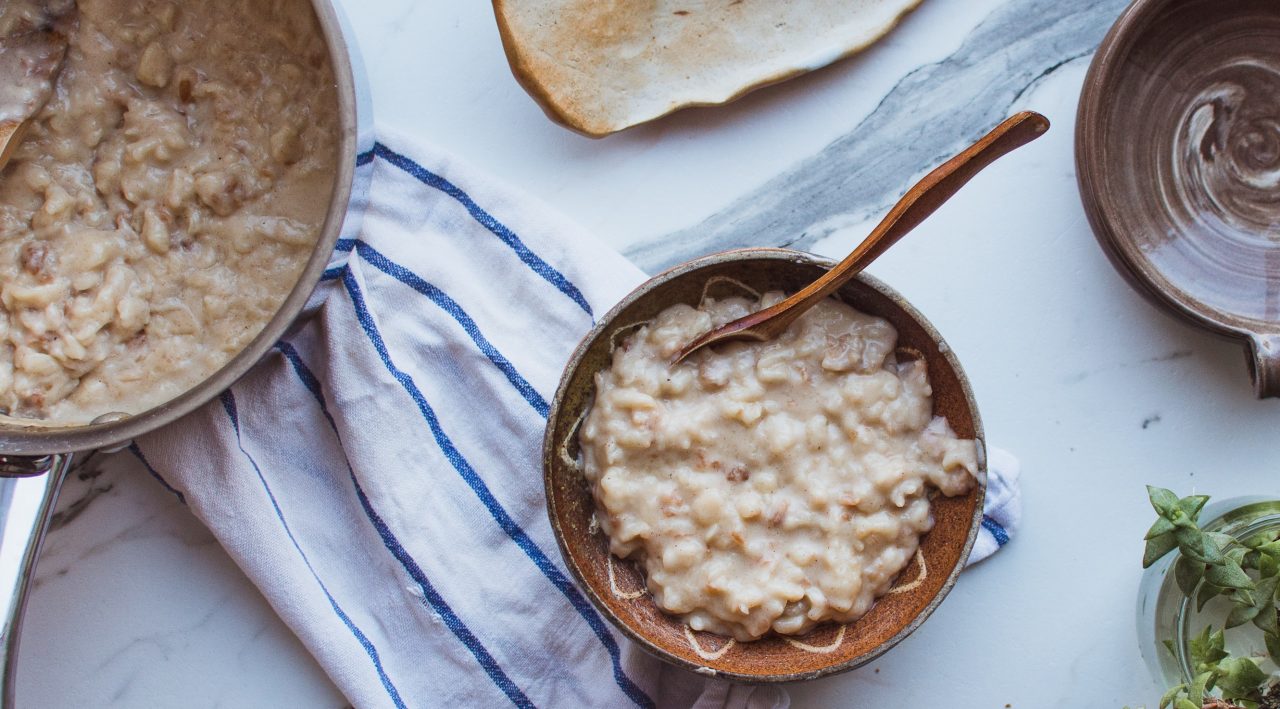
top-left (1137, 497), bottom-right (1280, 688)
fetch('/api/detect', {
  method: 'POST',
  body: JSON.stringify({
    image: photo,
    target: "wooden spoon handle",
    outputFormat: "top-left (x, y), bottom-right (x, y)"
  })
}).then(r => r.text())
top-left (672, 111), bottom-right (1050, 364)
top-left (745, 111), bottom-right (1048, 336)
top-left (830, 111), bottom-right (1048, 278)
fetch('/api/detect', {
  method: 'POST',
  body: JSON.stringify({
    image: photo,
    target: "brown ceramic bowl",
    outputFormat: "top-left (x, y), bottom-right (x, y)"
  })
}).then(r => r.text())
top-left (1077, 0), bottom-right (1280, 397)
top-left (542, 248), bottom-right (987, 682)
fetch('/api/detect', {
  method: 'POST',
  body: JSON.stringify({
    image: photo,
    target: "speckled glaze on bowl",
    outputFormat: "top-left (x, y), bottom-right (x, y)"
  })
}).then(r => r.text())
top-left (542, 248), bottom-right (987, 682)
top-left (1078, 0), bottom-right (1280, 397)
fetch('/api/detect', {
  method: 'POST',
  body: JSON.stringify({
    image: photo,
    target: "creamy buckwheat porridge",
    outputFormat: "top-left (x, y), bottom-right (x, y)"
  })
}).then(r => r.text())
top-left (579, 291), bottom-right (979, 641)
top-left (0, 0), bottom-right (337, 423)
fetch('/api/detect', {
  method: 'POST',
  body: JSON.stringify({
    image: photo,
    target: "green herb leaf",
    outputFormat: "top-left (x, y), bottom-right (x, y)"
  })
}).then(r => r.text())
top-left (1214, 656), bottom-right (1267, 700)
top-left (1189, 626), bottom-right (1228, 668)
top-left (1249, 575), bottom-right (1280, 635)
top-left (1205, 557), bottom-right (1256, 590)
top-left (1174, 698), bottom-right (1199, 709)
top-left (1242, 549), bottom-right (1262, 571)
top-left (1187, 670), bottom-right (1208, 701)
top-left (1252, 538), bottom-right (1280, 558)
top-left (1254, 606), bottom-right (1279, 636)
top-left (1147, 516), bottom-right (1178, 540)
top-left (1243, 531), bottom-right (1273, 549)
top-left (1230, 587), bottom-right (1256, 608)
top-left (1159, 684), bottom-right (1184, 709)
top-left (1145, 532), bottom-right (1180, 568)
top-left (1189, 671), bottom-right (1212, 706)
top-left (1259, 551), bottom-right (1280, 581)
top-left (1227, 599), bottom-right (1261, 628)
top-left (1227, 546), bottom-right (1250, 566)
top-left (1177, 526), bottom-right (1226, 565)
top-left (1149, 486), bottom-right (1180, 515)
top-left (1178, 494), bottom-right (1210, 520)
top-left (1208, 532), bottom-right (1237, 553)
top-left (1266, 632), bottom-right (1280, 665)
top-left (1175, 556), bottom-right (1207, 597)
top-left (1199, 582), bottom-right (1227, 612)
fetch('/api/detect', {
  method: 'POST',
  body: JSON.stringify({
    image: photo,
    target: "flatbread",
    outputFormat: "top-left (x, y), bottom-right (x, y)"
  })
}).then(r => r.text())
top-left (493, 0), bottom-right (924, 137)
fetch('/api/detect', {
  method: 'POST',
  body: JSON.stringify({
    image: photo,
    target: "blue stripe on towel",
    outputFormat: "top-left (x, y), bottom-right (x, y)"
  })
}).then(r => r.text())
top-left (982, 515), bottom-right (1010, 547)
top-left (218, 390), bottom-right (408, 709)
top-left (272, 342), bottom-right (535, 709)
top-left (356, 149), bottom-right (375, 167)
top-left (126, 443), bottom-right (186, 505)
top-left (323, 239), bottom-right (359, 280)
top-left (324, 238), bottom-right (551, 414)
top-left (341, 270), bottom-right (654, 709)
top-left (351, 240), bottom-right (549, 417)
top-left (370, 142), bottom-right (593, 317)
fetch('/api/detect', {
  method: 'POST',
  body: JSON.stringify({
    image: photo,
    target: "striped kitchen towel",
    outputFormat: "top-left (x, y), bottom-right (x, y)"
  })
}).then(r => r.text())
top-left (131, 129), bottom-right (1020, 709)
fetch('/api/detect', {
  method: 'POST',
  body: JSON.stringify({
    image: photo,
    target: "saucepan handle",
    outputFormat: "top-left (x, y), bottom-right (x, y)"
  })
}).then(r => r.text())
top-left (0, 454), bottom-right (71, 709)
top-left (1248, 334), bottom-right (1280, 399)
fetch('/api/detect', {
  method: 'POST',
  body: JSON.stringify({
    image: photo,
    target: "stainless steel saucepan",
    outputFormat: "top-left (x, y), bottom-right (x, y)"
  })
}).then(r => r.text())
top-left (0, 1), bottom-right (372, 704)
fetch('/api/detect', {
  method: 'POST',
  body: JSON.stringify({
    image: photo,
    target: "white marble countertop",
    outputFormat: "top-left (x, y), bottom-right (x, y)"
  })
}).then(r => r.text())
top-left (18, 0), bottom-right (1280, 706)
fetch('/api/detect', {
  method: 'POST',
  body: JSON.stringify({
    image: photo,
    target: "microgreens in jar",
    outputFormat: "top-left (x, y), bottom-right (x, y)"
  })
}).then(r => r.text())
top-left (1144, 486), bottom-right (1280, 709)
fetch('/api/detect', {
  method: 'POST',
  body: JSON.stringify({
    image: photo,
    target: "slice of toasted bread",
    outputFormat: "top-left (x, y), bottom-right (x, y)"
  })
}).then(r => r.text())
top-left (493, 0), bottom-right (923, 137)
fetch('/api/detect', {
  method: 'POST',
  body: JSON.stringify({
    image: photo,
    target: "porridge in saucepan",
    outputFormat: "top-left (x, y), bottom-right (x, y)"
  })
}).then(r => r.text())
top-left (0, 0), bottom-right (337, 423)
top-left (579, 292), bottom-right (979, 641)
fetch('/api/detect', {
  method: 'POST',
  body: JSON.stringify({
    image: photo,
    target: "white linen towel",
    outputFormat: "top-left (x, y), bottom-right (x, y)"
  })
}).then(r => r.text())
top-left (128, 129), bottom-right (1021, 709)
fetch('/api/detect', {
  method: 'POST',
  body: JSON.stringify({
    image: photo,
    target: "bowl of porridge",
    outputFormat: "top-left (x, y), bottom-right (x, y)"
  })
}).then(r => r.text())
top-left (0, 0), bottom-right (364, 453)
top-left (543, 248), bottom-right (986, 681)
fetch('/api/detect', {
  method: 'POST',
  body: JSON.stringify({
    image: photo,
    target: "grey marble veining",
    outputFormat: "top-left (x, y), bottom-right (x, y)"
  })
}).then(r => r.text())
top-left (48, 454), bottom-right (113, 532)
top-left (625, 0), bottom-right (1129, 273)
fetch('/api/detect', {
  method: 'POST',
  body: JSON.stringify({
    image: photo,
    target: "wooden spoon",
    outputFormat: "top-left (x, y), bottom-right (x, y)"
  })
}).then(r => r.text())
top-left (0, 23), bottom-right (72, 172)
top-left (673, 110), bottom-right (1050, 364)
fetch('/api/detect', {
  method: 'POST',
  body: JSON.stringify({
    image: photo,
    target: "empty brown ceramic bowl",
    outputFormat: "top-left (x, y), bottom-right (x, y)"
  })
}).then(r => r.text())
top-left (542, 248), bottom-right (987, 681)
top-left (1078, 0), bottom-right (1280, 397)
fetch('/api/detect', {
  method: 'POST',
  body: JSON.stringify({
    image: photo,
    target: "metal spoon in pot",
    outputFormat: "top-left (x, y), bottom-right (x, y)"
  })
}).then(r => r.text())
top-left (0, 1), bottom-right (78, 172)
top-left (672, 110), bottom-right (1051, 365)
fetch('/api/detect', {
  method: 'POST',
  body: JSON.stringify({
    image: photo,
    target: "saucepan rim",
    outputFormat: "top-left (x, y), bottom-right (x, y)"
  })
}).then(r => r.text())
top-left (0, 0), bottom-right (360, 457)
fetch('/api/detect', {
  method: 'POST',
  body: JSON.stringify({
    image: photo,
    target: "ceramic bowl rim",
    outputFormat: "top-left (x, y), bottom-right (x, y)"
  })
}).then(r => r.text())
top-left (1075, 0), bottom-right (1280, 342)
top-left (541, 247), bottom-right (987, 683)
